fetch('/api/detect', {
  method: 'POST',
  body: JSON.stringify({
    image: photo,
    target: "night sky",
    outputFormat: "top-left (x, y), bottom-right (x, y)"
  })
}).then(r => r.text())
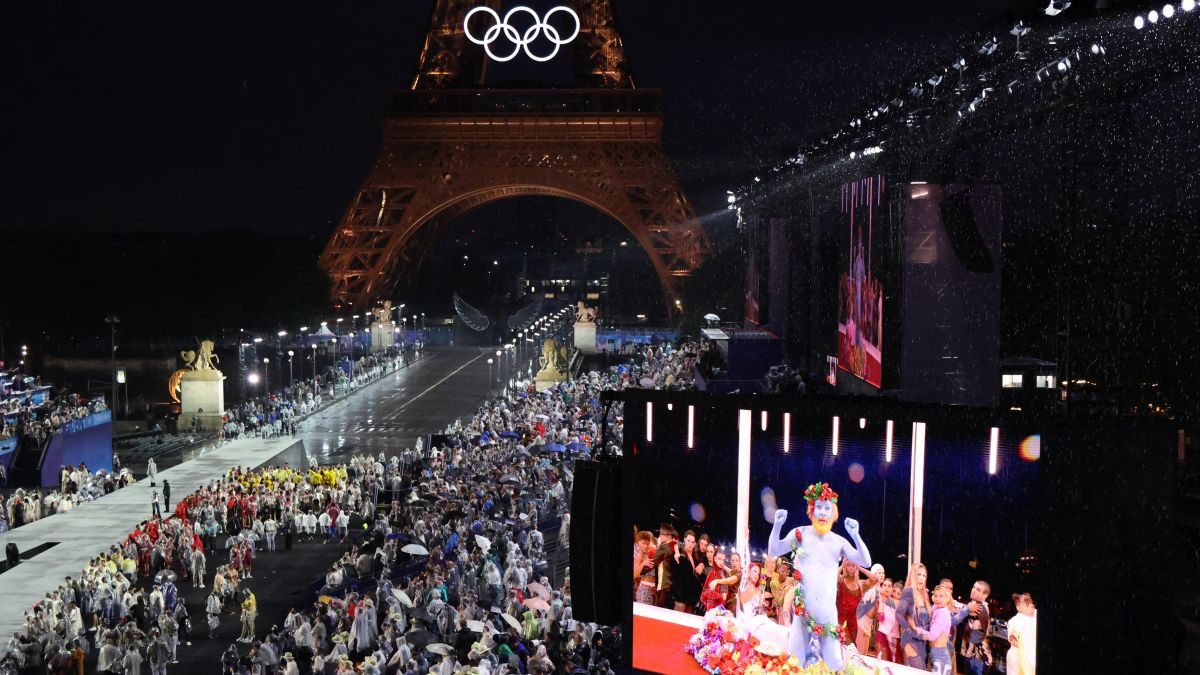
top-left (6, 0), bottom-right (1192, 414)
top-left (1, 0), bottom-right (1015, 238)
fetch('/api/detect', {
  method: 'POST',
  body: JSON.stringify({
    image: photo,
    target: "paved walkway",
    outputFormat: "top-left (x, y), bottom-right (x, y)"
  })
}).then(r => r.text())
top-left (0, 434), bottom-right (298, 641)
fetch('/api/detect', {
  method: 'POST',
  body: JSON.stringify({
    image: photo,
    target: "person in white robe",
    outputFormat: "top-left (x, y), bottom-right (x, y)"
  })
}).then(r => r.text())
top-left (122, 644), bottom-right (144, 675)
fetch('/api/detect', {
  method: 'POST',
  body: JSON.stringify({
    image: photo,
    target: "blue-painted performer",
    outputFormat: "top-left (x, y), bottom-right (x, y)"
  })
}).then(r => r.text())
top-left (766, 482), bottom-right (871, 672)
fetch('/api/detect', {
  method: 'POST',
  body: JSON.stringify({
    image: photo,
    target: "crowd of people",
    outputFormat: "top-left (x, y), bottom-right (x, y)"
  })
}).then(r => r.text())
top-left (0, 452), bottom-right (390, 673)
top-left (228, 378), bottom-right (609, 673)
top-left (1, 377), bottom-right (108, 445)
top-left (209, 339), bottom-right (699, 674)
top-left (0, 335), bottom-right (701, 674)
top-left (612, 341), bottom-right (696, 392)
top-left (637, 527), bottom-right (1038, 674)
top-left (216, 346), bottom-right (412, 442)
top-left (1, 464), bottom-right (137, 532)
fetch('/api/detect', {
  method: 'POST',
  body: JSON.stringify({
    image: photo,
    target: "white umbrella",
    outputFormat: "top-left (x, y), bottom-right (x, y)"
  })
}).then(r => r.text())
top-left (466, 620), bottom-right (487, 633)
top-left (475, 534), bottom-right (491, 550)
top-left (401, 543), bottom-right (429, 556)
top-left (426, 643), bottom-right (454, 656)
top-left (703, 313), bottom-right (720, 321)
top-left (500, 613), bottom-right (521, 631)
top-left (391, 589), bottom-right (414, 608)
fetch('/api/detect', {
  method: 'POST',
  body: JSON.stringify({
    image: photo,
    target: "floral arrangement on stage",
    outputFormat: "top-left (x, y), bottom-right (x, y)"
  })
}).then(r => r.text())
top-left (685, 608), bottom-right (874, 675)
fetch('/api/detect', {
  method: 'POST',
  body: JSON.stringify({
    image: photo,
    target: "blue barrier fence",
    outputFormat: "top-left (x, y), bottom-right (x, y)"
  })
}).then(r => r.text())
top-left (0, 436), bottom-right (16, 476)
top-left (39, 410), bottom-right (113, 487)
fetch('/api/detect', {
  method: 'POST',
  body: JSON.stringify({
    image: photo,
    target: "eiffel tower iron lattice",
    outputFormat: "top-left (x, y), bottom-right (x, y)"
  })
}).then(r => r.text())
top-left (320, 0), bottom-right (711, 310)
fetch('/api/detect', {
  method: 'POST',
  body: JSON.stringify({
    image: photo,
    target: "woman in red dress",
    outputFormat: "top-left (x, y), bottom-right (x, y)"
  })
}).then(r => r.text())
top-left (836, 558), bottom-right (864, 645)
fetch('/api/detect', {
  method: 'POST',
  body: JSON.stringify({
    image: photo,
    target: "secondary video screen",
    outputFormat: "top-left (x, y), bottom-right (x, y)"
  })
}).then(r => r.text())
top-left (837, 175), bottom-right (885, 388)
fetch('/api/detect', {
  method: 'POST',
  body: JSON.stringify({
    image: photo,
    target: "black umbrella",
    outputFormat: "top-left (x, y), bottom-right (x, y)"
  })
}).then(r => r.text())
top-left (405, 629), bottom-right (436, 650)
top-left (410, 607), bottom-right (433, 623)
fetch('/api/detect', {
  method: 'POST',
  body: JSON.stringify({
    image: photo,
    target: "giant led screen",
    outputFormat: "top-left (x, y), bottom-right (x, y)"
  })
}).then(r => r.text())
top-left (626, 398), bottom-right (1040, 674)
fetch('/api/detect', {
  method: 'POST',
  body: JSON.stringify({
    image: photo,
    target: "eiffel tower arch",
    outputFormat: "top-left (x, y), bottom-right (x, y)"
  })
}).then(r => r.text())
top-left (319, 0), bottom-right (710, 310)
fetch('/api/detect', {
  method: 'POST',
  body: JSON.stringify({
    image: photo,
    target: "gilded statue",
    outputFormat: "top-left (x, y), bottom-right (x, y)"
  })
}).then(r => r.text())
top-left (181, 339), bottom-right (220, 371)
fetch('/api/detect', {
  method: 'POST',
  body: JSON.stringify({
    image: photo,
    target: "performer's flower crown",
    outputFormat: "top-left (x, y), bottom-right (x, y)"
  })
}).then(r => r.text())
top-left (804, 482), bottom-right (838, 516)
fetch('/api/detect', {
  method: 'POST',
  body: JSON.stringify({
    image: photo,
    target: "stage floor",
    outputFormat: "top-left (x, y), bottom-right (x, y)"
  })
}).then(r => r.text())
top-left (632, 603), bottom-right (928, 674)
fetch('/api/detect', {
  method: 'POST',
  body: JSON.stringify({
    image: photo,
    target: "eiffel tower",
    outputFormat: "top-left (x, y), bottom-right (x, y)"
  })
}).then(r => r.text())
top-left (319, 0), bottom-right (710, 310)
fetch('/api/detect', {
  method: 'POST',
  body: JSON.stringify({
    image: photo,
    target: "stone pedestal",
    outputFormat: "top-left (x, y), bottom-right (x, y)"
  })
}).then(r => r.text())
top-left (179, 369), bottom-right (225, 432)
top-left (573, 322), bottom-right (597, 354)
top-left (534, 367), bottom-right (568, 391)
top-left (370, 321), bottom-right (396, 353)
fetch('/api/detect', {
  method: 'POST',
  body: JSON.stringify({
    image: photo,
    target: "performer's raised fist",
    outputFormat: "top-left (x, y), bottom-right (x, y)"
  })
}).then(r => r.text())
top-left (844, 518), bottom-right (860, 537)
top-left (773, 509), bottom-right (789, 525)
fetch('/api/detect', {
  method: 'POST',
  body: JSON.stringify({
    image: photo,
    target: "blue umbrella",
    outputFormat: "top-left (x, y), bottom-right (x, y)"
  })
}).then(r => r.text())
top-left (500, 431), bottom-right (520, 439)
top-left (545, 443), bottom-right (566, 453)
top-left (565, 442), bottom-right (588, 452)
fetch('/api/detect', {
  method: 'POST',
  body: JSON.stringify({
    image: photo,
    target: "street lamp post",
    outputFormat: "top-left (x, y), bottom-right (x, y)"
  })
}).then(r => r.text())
top-left (329, 338), bottom-right (337, 394)
top-left (104, 315), bottom-right (120, 413)
top-left (487, 358), bottom-right (494, 394)
top-left (263, 357), bottom-right (270, 397)
top-left (311, 343), bottom-right (318, 392)
top-left (288, 350), bottom-right (294, 388)
top-left (277, 330), bottom-right (287, 388)
top-left (351, 315), bottom-right (360, 360)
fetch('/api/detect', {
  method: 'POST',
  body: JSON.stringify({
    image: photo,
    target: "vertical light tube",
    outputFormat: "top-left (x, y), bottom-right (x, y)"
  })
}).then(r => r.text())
top-left (737, 410), bottom-right (752, 555)
top-left (783, 412), bottom-right (791, 453)
top-left (831, 416), bottom-right (840, 455)
top-left (687, 405), bottom-right (695, 449)
top-left (909, 421), bottom-right (926, 567)
top-left (761, 410), bottom-right (768, 431)
top-left (885, 419), bottom-right (894, 462)
top-left (645, 401), bottom-right (653, 442)
top-left (989, 427), bottom-right (1000, 475)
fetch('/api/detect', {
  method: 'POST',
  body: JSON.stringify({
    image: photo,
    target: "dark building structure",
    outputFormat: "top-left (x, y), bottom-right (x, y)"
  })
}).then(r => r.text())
top-left (735, 3), bottom-right (1200, 416)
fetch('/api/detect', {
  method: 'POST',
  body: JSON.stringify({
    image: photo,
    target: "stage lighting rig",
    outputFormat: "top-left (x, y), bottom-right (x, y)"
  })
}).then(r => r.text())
top-left (979, 37), bottom-right (999, 55)
top-left (952, 58), bottom-right (969, 90)
top-left (1010, 21), bottom-right (1031, 57)
top-left (1043, 1), bottom-right (1071, 17)
top-left (927, 74), bottom-right (944, 99)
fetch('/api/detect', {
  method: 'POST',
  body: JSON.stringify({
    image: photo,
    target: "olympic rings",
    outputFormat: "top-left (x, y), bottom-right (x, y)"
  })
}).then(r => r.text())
top-left (464, 5), bottom-right (581, 63)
